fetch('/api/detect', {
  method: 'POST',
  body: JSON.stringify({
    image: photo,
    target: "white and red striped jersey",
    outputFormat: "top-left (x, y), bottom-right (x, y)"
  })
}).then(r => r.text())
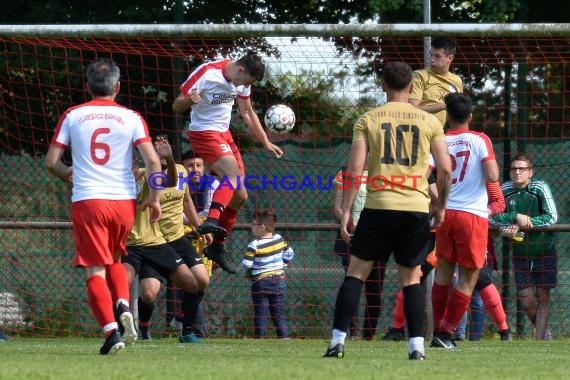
top-left (180, 60), bottom-right (251, 132)
top-left (441, 128), bottom-right (495, 218)
top-left (51, 99), bottom-right (152, 202)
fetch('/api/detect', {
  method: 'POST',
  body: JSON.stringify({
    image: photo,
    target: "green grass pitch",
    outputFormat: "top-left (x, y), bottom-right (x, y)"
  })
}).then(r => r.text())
top-left (0, 337), bottom-right (566, 380)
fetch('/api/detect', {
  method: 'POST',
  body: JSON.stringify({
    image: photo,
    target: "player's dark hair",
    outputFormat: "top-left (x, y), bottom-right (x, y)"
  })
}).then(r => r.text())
top-left (382, 61), bottom-right (413, 91)
top-left (510, 153), bottom-right (534, 170)
top-left (253, 208), bottom-right (277, 232)
top-left (236, 51), bottom-right (265, 82)
top-left (431, 37), bottom-right (457, 56)
top-left (445, 93), bottom-right (472, 124)
top-left (181, 149), bottom-right (203, 161)
top-left (86, 58), bottom-right (120, 97)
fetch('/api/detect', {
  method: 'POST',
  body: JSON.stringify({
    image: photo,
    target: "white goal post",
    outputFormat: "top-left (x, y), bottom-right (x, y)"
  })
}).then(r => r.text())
top-left (1, 23), bottom-right (570, 38)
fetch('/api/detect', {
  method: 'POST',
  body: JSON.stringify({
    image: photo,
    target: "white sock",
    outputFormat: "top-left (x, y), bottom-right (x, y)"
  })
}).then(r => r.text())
top-left (330, 329), bottom-right (347, 347)
top-left (116, 299), bottom-right (130, 309)
top-left (408, 336), bottom-right (425, 354)
top-left (103, 322), bottom-right (119, 334)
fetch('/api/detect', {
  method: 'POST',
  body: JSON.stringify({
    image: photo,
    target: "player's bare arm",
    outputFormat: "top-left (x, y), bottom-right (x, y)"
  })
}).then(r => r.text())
top-left (237, 97), bottom-right (283, 158)
top-left (333, 185), bottom-right (356, 234)
top-left (427, 181), bottom-right (438, 222)
top-left (430, 139), bottom-right (452, 227)
top-left (172, 88), bottom-right (201, 114)
top-left (154, 136), bottom-right (177, 188)
top-left (183, 192), bottom-right (203, 229)
top-left (409, 98), bottom-right (446, 114)
top-left (44, 145), bottom-right (73, 182)
top-left (340, 140), bottom-right (366, 242)
top-left (482, 159), bottom-right (500, 184)
top-left (137, 141), bottom-right (162, 223)
top-left (333, 186), bottom-right (344, 221)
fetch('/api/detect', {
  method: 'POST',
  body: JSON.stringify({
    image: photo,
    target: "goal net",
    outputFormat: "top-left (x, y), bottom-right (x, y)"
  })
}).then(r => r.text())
top-left (0, 24), bottom-right (568, 339)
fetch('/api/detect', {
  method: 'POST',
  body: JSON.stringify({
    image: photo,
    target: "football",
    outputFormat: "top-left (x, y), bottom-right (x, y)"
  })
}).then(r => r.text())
top-left (264, 104), bottom-right (295, 134)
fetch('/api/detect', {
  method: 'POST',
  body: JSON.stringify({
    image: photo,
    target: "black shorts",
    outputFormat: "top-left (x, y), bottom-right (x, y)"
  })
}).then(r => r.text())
top-left (124, 244), bottom-right (185, 281)
top-left (351, 208), bottom-right (431, 267)
top-left (512, 248), bottom-right (558, 290)
top-left (168, 236), bottom-right (203, 268)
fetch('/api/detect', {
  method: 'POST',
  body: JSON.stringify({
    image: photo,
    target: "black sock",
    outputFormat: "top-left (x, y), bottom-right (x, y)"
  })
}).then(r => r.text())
top-left (205, 217), bottom-right (219, 225)
top-left (137, 297), bottom-right (155, 325)
top-left (332, 276), bottom-right (363, 332)
top-left (403, 284), bottom-right (424, 338)
top-left (182, 291), bottom-right (204, 336)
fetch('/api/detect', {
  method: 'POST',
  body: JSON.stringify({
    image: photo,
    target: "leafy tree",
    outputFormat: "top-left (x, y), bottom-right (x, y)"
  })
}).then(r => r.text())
top-left (1, 0), bottom-right (569, 24)
top-left (1, 0), bottom-right (568, 155)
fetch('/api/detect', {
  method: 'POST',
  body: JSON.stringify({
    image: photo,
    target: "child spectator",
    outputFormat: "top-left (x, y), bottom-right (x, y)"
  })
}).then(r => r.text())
top-left (241, 209), bottom-right (295, 338)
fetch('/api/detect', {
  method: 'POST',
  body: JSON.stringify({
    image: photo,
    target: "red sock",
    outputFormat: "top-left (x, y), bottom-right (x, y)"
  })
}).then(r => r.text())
top-left (106, 262), bottom-right (130, 303)
top-left (218, 206), bottom-right (238, 235)
top-left (440, 289), bottom-right (471, 333)
top-left (208, 186), bottom-right (234, 220)
top-left (479, 284), bottom-right (508, 330)
top-left (392, 290), bottom-right (406, 329)
top-left (431, 282), bottom-right (450, 331)
top-left (87, 276), bottom-right (115, 330)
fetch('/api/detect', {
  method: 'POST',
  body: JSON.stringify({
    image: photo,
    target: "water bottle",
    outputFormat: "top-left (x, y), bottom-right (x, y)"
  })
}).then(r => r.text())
top-left (512, 231), bottom-right (525, 242)
top-left (500, 228), bottom-right (525, 242)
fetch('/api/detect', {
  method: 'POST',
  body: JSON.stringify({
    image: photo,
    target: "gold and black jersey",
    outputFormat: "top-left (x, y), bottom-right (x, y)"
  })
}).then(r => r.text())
top-left (127, 168), bottom-right (166, 247)
top-left (409, 69), bottom-right (463, 126)
top-left (158, 164), bottom-right (190, 242)
top-left (353, 102), bottom-right (445, 213)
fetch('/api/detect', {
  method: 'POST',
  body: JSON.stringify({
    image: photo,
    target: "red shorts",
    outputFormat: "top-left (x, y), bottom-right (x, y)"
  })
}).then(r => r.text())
top-left (435, 209), bottom-right (488, 269)
top-left (187, 130), bottom-right (245, 176)
top-left (71, 199), bottom-right (136, 267)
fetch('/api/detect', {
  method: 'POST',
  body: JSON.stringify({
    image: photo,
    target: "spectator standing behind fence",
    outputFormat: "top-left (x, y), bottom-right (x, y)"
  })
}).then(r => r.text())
top-left (430, 93), bottom-right (499, 349)
top-left (241, 209), bottom-right (295, 339)
top-left (333, 162), bottom-right (385, 340)
top-left (44, 58), bottom-right (161, 355)
top-left (490, 153), bottom-right (558, 340)
top-left (172, 51), bottom-right (283, 274)
top-left (408, 36), bottom-right (463, 127)
top-left (323, 61), bottom-right (452, 361)
top-left (182, 149), bottom-right (219, 219)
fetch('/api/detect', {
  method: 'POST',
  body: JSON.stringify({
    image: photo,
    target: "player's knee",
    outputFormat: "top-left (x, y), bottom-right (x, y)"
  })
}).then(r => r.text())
top-left (172, 270), bottom-right (199, 293)
top-left (196, 273), bottom-right (210, 291)
top-left (536, 290), bottom-right (551, 304)
top-left (139, 289), bottom-right (158, 304)
top-left (181, 281), bottom-right (199, 293)
top-left (474, 272), bottom-right (492, 290)
top-left (517, 289), bottom-right (533, 304)
top-left (233, 188), bottom-right (248, 203)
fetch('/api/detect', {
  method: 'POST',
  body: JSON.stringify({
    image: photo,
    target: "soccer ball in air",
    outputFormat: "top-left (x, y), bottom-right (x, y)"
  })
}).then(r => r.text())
top-left (264, 104), bottom-right (296, 134)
